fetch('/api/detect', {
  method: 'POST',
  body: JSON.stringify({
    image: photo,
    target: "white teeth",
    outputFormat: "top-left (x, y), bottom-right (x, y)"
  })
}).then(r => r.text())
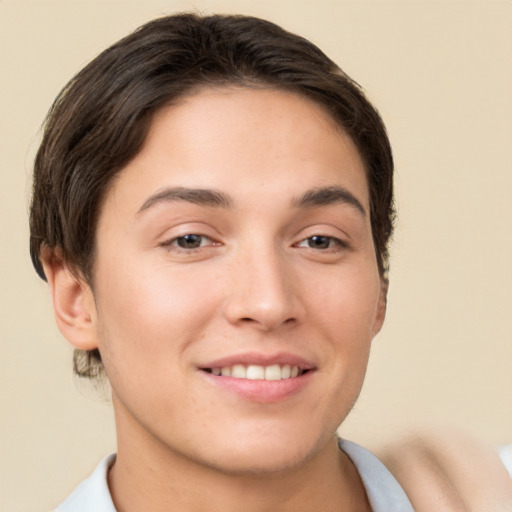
top-left (264, 364), bottom-right (282, 381)
top-left (231, 364), bottom-right (246, 379)
top-left (247, 365), bottom-right (265, 380)
top-left (210, 364), bottom-right (303, 380)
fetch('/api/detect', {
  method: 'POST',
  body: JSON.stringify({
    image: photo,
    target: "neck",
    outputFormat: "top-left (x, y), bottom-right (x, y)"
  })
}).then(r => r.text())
top-left (109, 405), bottom-right (370, 512)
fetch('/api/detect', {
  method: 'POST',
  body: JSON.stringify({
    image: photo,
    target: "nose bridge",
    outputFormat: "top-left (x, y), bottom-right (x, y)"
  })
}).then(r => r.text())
top-left (223, 239), bottom-right (301, 330)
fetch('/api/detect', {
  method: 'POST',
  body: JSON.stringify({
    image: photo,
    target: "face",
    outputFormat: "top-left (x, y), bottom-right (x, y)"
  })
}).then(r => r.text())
top-left (86, 87), bottom-right (386, 474)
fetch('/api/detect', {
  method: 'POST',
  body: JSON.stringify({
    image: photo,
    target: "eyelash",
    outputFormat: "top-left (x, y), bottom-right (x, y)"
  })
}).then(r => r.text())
top-left (161, 234), bottom-right (348, 253)
top-left (161, 234), bottom-right (216, 251)
top-left (295, 235), bottom-right (348, 251)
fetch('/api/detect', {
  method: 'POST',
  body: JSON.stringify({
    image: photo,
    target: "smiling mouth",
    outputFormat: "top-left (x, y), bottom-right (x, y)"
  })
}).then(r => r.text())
top-left (202, 364), bottom-right (309, 381)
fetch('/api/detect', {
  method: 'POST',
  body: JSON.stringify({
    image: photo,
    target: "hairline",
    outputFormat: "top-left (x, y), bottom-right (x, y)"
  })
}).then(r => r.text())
top-left (83, 81), bottom-right (371, 288)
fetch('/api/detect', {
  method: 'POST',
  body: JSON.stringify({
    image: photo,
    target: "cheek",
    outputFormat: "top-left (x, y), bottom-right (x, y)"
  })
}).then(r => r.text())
top-left (304, 263), bottom-right (382, 334)
top-left (305, 266), bottom-right (381, 392)
top-left (97, 258), bottom-right (219, 332)
top-left (91, 261), bottom-right (217, 387)
top-left (92, 264), bottom-right (209, 411)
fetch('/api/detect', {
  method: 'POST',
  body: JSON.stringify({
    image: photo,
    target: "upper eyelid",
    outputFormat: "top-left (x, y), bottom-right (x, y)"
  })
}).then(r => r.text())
top-left (293, 219), bottom-right (352, 238)
top-left (156, 222), bottom-right (351, 246)
top-left (157, 223), bottom-right (221, 242)
top-left (294, 225), bottom-right (351, 242)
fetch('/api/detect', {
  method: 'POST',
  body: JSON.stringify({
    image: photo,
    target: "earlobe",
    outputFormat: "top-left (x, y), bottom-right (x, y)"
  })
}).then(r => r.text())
top-left (41, 247), bottom-right (98, 351)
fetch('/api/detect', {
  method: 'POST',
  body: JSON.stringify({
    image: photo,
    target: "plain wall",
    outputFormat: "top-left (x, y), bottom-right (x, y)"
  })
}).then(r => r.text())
top-left (1, 1), bottom-right (511, 510)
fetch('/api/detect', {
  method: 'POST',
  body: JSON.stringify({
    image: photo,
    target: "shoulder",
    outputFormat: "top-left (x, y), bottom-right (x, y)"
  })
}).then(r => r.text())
top-left (53, 454), bottom-right (117, 512)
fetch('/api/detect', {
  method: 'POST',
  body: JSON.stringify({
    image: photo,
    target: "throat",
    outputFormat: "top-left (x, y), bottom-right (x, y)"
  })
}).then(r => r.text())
top-left (109, 430), bottom-right (370, 512)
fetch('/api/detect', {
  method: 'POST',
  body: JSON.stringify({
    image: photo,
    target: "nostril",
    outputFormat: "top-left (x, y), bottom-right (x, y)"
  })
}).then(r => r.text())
top-left (239, 316), bottom-right (296, 327)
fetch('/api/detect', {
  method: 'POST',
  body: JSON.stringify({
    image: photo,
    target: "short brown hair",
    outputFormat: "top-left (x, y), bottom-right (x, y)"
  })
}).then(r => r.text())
top-left (30, 13), bottom-right (394, 379)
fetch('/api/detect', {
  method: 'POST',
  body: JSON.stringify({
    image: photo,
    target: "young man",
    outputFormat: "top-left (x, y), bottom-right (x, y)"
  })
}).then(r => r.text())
top-left (30, 13), bottom-right (413, 511)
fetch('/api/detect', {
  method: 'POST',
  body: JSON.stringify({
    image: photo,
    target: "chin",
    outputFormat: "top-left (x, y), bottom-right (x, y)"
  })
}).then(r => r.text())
top-left (206, 451), bottom-right (311, 477)
top-left (199, 427), bottom-right (332, 477)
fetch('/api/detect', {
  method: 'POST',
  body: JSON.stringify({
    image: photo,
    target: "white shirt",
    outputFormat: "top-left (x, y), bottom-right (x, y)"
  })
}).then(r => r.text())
top-left (499, 443), bottom-right (512, 478)
top-left (54, 440), bottom-right (414, 511)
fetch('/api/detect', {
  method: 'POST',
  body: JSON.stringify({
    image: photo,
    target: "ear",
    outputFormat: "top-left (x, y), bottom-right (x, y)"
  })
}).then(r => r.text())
top-left (41, 247), bottom-right (98, 350)
top-left (371, 278), bottom-right (388, 337)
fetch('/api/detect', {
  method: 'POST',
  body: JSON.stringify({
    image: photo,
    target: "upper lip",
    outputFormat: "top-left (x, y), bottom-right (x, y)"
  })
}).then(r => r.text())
top-left (199, 351), bottom-right (317, 370)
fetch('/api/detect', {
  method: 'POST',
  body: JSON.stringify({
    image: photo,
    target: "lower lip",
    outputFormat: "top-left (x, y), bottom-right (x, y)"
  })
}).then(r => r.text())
top-left (200, 371), bottom-right (314, 403)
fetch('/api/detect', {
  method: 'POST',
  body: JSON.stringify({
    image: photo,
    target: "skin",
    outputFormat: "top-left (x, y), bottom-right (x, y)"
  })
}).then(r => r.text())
top-left (43, 87), bottom-right (386, 512)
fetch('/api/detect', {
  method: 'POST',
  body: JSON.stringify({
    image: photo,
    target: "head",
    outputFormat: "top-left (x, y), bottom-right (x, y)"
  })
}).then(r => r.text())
top-left (30, 13), bottom-right (394, 473)
top-left (30, 13), bottom-right (393, 380)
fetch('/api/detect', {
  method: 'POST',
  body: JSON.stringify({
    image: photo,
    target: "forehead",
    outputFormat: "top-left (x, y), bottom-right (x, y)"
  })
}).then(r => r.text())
top-left (103, 87), bottom-right (369, 216)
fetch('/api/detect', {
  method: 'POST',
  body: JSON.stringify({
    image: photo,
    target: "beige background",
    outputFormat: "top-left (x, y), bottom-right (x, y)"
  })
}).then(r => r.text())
top-left (1, 1), bottom-right (511, 510)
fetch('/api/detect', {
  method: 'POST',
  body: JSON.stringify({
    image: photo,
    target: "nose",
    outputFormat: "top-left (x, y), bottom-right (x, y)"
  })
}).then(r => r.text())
top-left (222, 247), bottom-right (304, 331)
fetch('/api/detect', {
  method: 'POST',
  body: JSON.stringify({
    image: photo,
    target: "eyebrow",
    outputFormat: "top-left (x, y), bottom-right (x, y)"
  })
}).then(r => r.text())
top-left (137, 187), bottom-right (233, 213)
top-left (293, 186), bottom-right (366, 216)
top-left (137, 185), bottom-right (366, 217)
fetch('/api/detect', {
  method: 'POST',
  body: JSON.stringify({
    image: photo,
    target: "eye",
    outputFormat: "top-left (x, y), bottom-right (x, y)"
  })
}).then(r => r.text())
top-left (168, 234), bottom-right (213, 249)
top-left (297, 235), bottom-right (344, 250)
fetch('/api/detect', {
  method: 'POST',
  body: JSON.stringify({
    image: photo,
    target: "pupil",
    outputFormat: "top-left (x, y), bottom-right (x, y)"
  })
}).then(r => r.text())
top-left (309, 236), bottom-right (329, 249)
top-left (178, 235), bottom-right (201, 248)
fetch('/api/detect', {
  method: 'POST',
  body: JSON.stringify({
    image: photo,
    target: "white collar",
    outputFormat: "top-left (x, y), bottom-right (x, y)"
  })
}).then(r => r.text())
top-left (55, 441), bottom-right (414, 511)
